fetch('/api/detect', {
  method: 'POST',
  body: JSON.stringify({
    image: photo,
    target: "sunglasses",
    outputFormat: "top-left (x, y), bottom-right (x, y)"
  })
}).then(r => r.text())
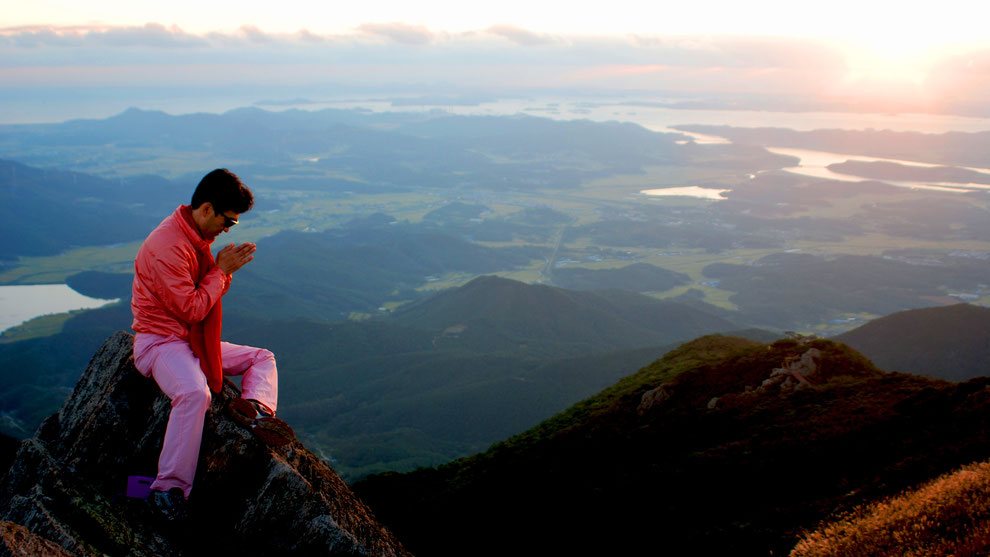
top-left (215, 209), bottom-right (239, 228)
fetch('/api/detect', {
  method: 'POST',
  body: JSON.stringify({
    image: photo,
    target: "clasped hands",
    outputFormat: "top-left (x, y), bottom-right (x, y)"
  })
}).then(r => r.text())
top-left (216, 243), bottom-right (256, 275)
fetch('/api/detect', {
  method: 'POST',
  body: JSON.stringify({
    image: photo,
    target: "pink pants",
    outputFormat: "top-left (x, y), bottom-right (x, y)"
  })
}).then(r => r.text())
top-left (133, 333), bottom-right (278, 498)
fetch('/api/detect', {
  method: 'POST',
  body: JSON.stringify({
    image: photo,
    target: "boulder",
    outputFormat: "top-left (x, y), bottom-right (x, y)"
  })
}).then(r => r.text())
top-left (0, 331), bottom-right (410, 556)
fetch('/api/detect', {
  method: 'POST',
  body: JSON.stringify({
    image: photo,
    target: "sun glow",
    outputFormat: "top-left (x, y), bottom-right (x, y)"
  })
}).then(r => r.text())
top-left (825, 34), bottom-right (973, 105)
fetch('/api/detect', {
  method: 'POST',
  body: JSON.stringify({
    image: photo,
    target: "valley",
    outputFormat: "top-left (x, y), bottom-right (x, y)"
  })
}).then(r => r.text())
top-left (2, 106), bottom-right (990, 482)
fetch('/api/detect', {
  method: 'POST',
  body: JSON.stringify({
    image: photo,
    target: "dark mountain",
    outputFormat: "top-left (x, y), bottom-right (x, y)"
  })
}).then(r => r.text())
top-left (0, 332), bottom-right (408, 556)
top-left (835, 303), bottom-right (990, 381)
top-left (390, 275), bottom-right (739, 355)
top-left (0, 159), bottom-right (176, 259)
top-left (65, 270), bottom-right (134, 300)
top-left (354, 335), bottom-right (990, 556)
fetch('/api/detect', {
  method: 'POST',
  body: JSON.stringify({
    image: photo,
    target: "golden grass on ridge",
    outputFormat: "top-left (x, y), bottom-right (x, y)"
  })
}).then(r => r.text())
top-left (792, 460), bottom-right (990, 557)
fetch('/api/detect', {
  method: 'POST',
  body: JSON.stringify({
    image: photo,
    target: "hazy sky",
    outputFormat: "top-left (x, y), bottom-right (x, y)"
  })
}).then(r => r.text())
top-left (3, 0), bottom-right (990, 122)
top-left (6, 0), bottom-right (988, 43)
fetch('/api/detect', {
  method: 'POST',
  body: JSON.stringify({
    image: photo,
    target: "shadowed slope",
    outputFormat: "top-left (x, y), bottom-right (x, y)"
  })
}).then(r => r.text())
top-left (835, 303), bottom-right (990, 381)
top-left (355, 335), bottom-right (990, 556)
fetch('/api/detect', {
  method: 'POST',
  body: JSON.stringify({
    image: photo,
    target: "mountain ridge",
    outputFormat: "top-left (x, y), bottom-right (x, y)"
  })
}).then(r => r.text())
top-left (354, 334), bottom-right (990, 555)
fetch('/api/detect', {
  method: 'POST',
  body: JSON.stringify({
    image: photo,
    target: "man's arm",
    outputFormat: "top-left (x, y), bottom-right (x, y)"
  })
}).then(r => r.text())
top-left (147, 245), bottom-right (230, 324)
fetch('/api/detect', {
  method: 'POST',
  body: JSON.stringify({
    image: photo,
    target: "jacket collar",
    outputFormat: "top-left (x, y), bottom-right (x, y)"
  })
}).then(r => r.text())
top-left (175, 205), bottom-right (210, 251)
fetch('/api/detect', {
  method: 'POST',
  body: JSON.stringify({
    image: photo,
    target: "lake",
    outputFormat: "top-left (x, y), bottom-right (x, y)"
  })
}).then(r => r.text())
top-left (0, 284), bottom-right (118, 333)
top-left (641, 186), bottom-right (731, 200)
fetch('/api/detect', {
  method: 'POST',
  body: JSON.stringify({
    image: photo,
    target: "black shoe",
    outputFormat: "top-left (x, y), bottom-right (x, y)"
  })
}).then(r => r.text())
top-left (148, 488), bottom-right (188, 522)
top-left (229, 397), bottom-right (295, 447)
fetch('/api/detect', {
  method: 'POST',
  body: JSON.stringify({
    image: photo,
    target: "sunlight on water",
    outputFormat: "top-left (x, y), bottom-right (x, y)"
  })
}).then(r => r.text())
top-left (768, 147), bottom-right (990, 193)
top-left (0, 284), bottom-right (118, 332)
top-left (641, 186), bottom-right (731, 200)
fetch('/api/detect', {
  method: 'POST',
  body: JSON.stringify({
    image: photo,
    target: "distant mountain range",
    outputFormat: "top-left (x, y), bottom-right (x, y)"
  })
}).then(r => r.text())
top-left (0, 159), bottom-right (176, 259)
top-left (673, 125), bottom-right (990, 169)
top-left (0, 107), bottom-right (700, 190)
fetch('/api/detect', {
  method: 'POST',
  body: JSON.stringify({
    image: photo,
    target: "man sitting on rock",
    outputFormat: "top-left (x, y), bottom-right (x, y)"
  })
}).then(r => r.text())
top-left (130, 168), bottom-right (293, 519)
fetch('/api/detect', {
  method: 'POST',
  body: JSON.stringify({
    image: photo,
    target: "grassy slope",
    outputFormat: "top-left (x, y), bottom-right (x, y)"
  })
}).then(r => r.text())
top-left (354, 335), bottom-right (990, 556)
top-left (792, 459), bottom-right (990, 556)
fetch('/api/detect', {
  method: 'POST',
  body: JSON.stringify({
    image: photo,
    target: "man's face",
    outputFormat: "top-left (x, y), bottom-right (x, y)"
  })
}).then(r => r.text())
top-left (203, 204), bottom-right (240, 241)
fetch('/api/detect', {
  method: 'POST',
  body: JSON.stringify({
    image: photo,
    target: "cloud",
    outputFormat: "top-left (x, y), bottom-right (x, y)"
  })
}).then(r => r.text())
top-left (99, 23), bottom-right (207, 47)
top-left (0, 23), bottom-right (879, 104)
top-left (235, 25), bottom-right (274, 44)
top-left (356, 22), bottom-right (434, 45)
top-left (0, 23), bottom-right (207, 48)
top-left (486, 25), bottom-right (557, 46)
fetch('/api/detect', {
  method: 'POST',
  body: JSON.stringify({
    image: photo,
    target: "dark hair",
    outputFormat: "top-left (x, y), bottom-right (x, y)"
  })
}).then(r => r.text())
top-left (190, 169), bottom-right (254, 214)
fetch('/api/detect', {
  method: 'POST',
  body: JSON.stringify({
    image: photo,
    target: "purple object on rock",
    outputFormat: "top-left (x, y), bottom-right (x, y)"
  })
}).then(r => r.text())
top-left (126, 475), bottom-right (155, 499)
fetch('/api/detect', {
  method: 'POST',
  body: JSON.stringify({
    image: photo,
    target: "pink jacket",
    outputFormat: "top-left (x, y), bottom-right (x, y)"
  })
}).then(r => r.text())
top-left (131, 205), bottom-right (231, 340)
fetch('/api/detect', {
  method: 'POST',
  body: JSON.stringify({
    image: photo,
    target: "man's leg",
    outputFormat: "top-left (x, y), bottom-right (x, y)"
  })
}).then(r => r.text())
top-left (221, 342), bottom-right (293, 446)
top-left (139, 339), bottom-right (211, 499)
top-left (220, 342), bottom-right (278, 413)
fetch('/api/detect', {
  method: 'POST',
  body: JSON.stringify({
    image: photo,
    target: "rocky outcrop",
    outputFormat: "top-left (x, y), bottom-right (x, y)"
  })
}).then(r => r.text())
top-left (0, 331), bottom-right (410, 556)
top-left (636, 385), bottom-right (671, 416)
top-left (0, 521), bottom-right (75, 557)
top-left (763, 348), bottom-right (822, 391)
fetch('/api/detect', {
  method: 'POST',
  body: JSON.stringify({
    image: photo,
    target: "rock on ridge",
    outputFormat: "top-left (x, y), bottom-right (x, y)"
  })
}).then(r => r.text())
top-left (0, 521), bottom-right (75, 557)
top-left (0, 331), bottom-right (410, 556)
